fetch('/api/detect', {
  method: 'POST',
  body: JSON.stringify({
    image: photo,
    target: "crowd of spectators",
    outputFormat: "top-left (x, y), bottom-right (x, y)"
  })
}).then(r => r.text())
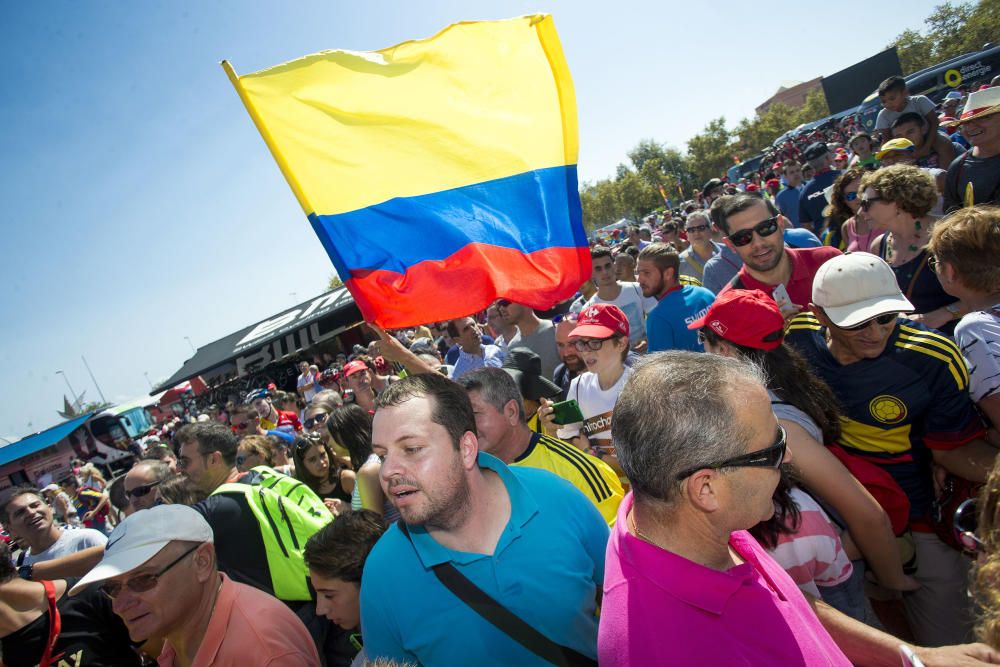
top-left (1, 76), bottom-right (999, 667)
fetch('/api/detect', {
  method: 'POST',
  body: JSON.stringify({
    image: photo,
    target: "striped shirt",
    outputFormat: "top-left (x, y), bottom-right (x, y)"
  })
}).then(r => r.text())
top-left (513, 432), bottom-right (624, 526)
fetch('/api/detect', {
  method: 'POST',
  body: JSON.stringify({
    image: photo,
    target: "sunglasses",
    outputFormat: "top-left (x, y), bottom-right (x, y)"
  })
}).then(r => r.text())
top-left (833, 312), bottom-right (897, 332)
top-left (686, 224), bottom-right (710, 233)
top-left (296, 432), bottom-right (323, 452)
top-left (572, 338), bottom-right (610, 351)
top-left (552, 312), bottom-right (579, 324)
top-left (859, 196), bottom-right (885, 212)
top-left (303, 412), bottom-right (329, 430)
top-left (126, 480), bottom-right (164, 499)
top-left (844, 191), bottom-right (859, 202)
top-left (675, 425), bottom-right (787, 480)
top-left (496, 299), bottom-right (512, 308)
top-left (954, 498), bottom-right (985, 553)
top-left (101, 544), bottom-right (200, 599)
top-left (727, 216), bottom-right (780, 247)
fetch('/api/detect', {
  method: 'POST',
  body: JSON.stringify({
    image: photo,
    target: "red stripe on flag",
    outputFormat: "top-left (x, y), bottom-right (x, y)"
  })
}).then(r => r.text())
top-left (346, 245), bottom-right (591, 328)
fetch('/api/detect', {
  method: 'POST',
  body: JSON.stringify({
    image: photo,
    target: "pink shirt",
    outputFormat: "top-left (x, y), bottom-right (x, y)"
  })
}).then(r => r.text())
top-left (719, 246), bottom-right (842, 309)
top-left (158, 574), bottom-right (320, 667)
top-left (598, 493), bottom-right (852, 667)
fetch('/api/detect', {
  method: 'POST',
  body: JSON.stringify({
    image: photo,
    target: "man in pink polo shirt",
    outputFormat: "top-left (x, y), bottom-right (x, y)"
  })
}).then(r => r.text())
top-left (71, 504), bottom-right (321, 667)
top-left (715, 194), bottom-right (840, 316)
top-left (599, 351), bottom-right (999, 667)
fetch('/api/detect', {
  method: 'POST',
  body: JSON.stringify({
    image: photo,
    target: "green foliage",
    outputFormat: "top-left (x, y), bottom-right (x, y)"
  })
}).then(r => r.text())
top-left (889, 0), bottom-right (998, 74)
top-left (327, 273), bottom-right (344, 290)
top-left (686, 118), bottom-right (734, 187)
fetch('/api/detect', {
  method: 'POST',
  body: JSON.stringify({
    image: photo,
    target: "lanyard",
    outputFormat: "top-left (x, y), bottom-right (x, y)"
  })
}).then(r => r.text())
top-left (39, 580), bottom-right (62, 667)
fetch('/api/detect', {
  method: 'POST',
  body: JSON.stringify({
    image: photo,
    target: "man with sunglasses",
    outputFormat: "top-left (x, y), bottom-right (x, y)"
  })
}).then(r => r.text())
top-left (70, 504), bottom-right (320, 667)
top-left (716, 194), bottom-right (840, 316)
top-left (678, 211), bottom-right (722, 283)
top-left (787, 253), bottom-right (995, 647)
top-left (123, 460), bottom-right (171, 513)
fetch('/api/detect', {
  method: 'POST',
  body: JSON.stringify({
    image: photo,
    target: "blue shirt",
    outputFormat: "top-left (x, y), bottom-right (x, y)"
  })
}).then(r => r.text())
top-left (645, 285), bottom-right (715, 352)
top-left (783, 228), bottom-right (822, 248)
top-left (360, 452), bottom-right (608, 666)
top-left (702, 245), bottom-right (743, 294)
top-left (798, 170), bottom-right (841, 226)
top-left (775, 185), bottom-right (802, 226)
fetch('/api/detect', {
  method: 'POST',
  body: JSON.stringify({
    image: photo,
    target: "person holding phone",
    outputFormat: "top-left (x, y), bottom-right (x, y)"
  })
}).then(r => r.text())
top-left (539, 304), bottom-right (632, 482)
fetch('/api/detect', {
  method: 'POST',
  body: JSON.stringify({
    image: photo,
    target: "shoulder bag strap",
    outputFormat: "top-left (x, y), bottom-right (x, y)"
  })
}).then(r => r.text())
top-left (904, 254), bottom-right (930, 301)
top-left (39, 580), bottom-right (62, 667)
top-left (396, 522), bottom-right (596, 667)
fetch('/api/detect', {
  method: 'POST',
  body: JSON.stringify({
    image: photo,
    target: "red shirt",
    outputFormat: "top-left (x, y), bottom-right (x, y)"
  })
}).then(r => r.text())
top-left (261, 409), bottom-right (302, 432)
top-left (719, 246), bottom-right (841, 309)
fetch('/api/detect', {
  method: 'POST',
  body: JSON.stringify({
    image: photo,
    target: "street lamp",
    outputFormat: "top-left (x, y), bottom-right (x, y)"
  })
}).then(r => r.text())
top-left (55, 370), bottom-right (80, 407)
top-left (183, 336), bottom-right (196, 354)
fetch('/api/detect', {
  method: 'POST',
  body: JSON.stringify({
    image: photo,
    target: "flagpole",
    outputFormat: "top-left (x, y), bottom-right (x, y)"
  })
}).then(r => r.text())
top-left (220, 60), bottom-right (317, 218)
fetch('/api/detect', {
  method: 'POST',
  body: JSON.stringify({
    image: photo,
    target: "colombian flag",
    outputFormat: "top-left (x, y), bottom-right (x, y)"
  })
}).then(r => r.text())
top-left (223, 15), bottom-right (589, 328)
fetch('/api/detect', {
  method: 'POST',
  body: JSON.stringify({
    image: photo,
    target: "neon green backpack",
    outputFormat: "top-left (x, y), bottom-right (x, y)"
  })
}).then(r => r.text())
top-left (211, 465), bottom-right (332, 601)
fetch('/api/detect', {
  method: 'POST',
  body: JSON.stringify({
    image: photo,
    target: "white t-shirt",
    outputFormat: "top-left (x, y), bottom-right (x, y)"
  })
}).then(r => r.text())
top-left (23, 527), bottom-right (108, 565)
top-left (955, 306), bottom-right (1000, 403)
top-left (586, 283), bottom-right (657, 346)
top-left (875, 95), bottom-right (936, 131)
top-left (297, 372), bottom-right (317, 402)
top-left (558, 366), bottom-right (633, 442)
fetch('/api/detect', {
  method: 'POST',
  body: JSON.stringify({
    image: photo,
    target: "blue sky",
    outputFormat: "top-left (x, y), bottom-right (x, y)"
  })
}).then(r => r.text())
top-left (0, 1), bottom-right (941, 441)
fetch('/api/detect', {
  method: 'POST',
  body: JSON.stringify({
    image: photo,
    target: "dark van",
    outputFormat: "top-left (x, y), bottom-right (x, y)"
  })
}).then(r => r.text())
top-left (855, 43), bottom-right (1000, 132)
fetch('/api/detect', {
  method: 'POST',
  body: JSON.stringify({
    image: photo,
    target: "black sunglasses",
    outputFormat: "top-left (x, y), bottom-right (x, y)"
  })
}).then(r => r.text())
top-left (101, 544), bottom-right (201, 599)
top-left (304, 412), bottom-right (329, 430)
top-left (727, 215), bottom-right (780, 247)
top-left (126, 480), bottom-right (164, 499)
top-left (296, 432), bottom-right (323, 452)
top-left (833, 312), bottom-right (897, 332)
top-left (859, 196), bottom-right (885, 212)
top-left (675, 425), bottom-right (786, 480)
top-left (496, 299), bottom-right (512, 308)
top-left (686, 224), bottom-right (710, 233)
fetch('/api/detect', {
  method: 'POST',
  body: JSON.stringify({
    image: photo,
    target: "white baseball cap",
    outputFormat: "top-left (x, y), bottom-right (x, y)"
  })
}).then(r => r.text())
top-left (812, 252), bottom-right (914, 328)
top-left (70, 504), bottom-right (213, 595)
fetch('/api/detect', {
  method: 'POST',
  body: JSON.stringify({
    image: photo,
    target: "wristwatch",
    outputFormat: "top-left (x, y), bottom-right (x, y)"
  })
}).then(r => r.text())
top-left (944, 303), bottom-right (962, 320)
top-left (17, 563), bottom-right (33, 580)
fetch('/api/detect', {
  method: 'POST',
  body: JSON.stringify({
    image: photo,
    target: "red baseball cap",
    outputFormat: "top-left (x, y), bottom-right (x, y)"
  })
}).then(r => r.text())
top-left (766, 178), bottom-right (781, 188)
top-left (570, 303), bottom-right (629, 340)
top-left (342, 360), bottom-right (369, 377)
top-left (687, 289), bottom-right (785, 351)
top-left (746, 183), bottom-right (759, 192)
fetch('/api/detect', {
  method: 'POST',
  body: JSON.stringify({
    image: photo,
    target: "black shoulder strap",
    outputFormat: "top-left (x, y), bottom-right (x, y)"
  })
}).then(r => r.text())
top-left (726, 272), bottom-right (745, 291)
top-left (396, 521), bottom-right (596, 667)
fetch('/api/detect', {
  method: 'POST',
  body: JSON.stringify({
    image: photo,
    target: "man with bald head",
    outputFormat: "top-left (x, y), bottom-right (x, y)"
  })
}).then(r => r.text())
top-left (71, 504), bottom-right (320, 666)
top-left (124, 460), bottom-right (172, 513)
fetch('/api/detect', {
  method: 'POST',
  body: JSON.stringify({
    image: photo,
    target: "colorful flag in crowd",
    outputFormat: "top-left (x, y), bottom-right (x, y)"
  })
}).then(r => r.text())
top-left (222, 15), bottom-right (589, 328)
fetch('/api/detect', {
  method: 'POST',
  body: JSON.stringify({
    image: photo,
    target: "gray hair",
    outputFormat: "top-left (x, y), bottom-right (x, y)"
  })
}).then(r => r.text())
top-left (685, 210), bottom-right (711, 227)
top-left (612, 351), bottom-right (768, 507)
top-left (456, 367), bottom-right (525, 422)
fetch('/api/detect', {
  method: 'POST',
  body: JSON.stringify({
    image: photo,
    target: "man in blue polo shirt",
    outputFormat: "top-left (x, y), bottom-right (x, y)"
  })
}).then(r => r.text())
top-left (360, 373), bottom-right (608, 666)
top-left (636, 243), bottom-right (714, 352)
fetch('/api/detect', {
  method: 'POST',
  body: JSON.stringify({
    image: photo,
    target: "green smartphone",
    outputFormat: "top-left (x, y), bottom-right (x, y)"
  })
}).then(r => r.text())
top-left (551, 399), bottom-right (584, 425)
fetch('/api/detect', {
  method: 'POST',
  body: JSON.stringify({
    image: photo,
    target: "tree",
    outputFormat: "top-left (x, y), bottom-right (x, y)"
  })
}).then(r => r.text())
top-left (888, 0), bottom-right (1000, 75)
top-left (893, 28), bottom-right (935, 75)
top-left (327, 273), bottom-right (343, 290)
top-left (686, 118), bottom-right (734, 187)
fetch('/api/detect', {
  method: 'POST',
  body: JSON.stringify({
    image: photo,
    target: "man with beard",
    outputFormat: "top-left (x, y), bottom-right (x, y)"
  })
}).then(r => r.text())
top-left (360, 373), bottom-right (608, 666)
top-left (636, 244), bottom-right (714, 352)
top-left (715, 195), bottom-right (840, 316)
top-left (553, 315), bottom-right (586, 398)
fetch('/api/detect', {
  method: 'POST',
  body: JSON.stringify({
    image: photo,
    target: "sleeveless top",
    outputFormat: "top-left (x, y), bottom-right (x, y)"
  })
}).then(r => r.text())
top-left (844, 217), bottom-right (879, 253)
top-left (877, 236), bottom-right (957, 335)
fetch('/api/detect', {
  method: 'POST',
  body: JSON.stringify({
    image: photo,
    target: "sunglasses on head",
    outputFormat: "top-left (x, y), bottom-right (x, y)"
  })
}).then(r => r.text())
top-left (727, 215), bottom-right (780, 247)
top-left (675, 425), bottom-right (786, 480)
top-left (126, 480), bottom-right (164, 499)
top-left (833, 312), bottom-right (897, 332)
top-left (296, 432), bottom-right (323, 451)
top-left (101, 544), bottom-right (200, 599)
top-left (304, 412), bottom-right (329, 430)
